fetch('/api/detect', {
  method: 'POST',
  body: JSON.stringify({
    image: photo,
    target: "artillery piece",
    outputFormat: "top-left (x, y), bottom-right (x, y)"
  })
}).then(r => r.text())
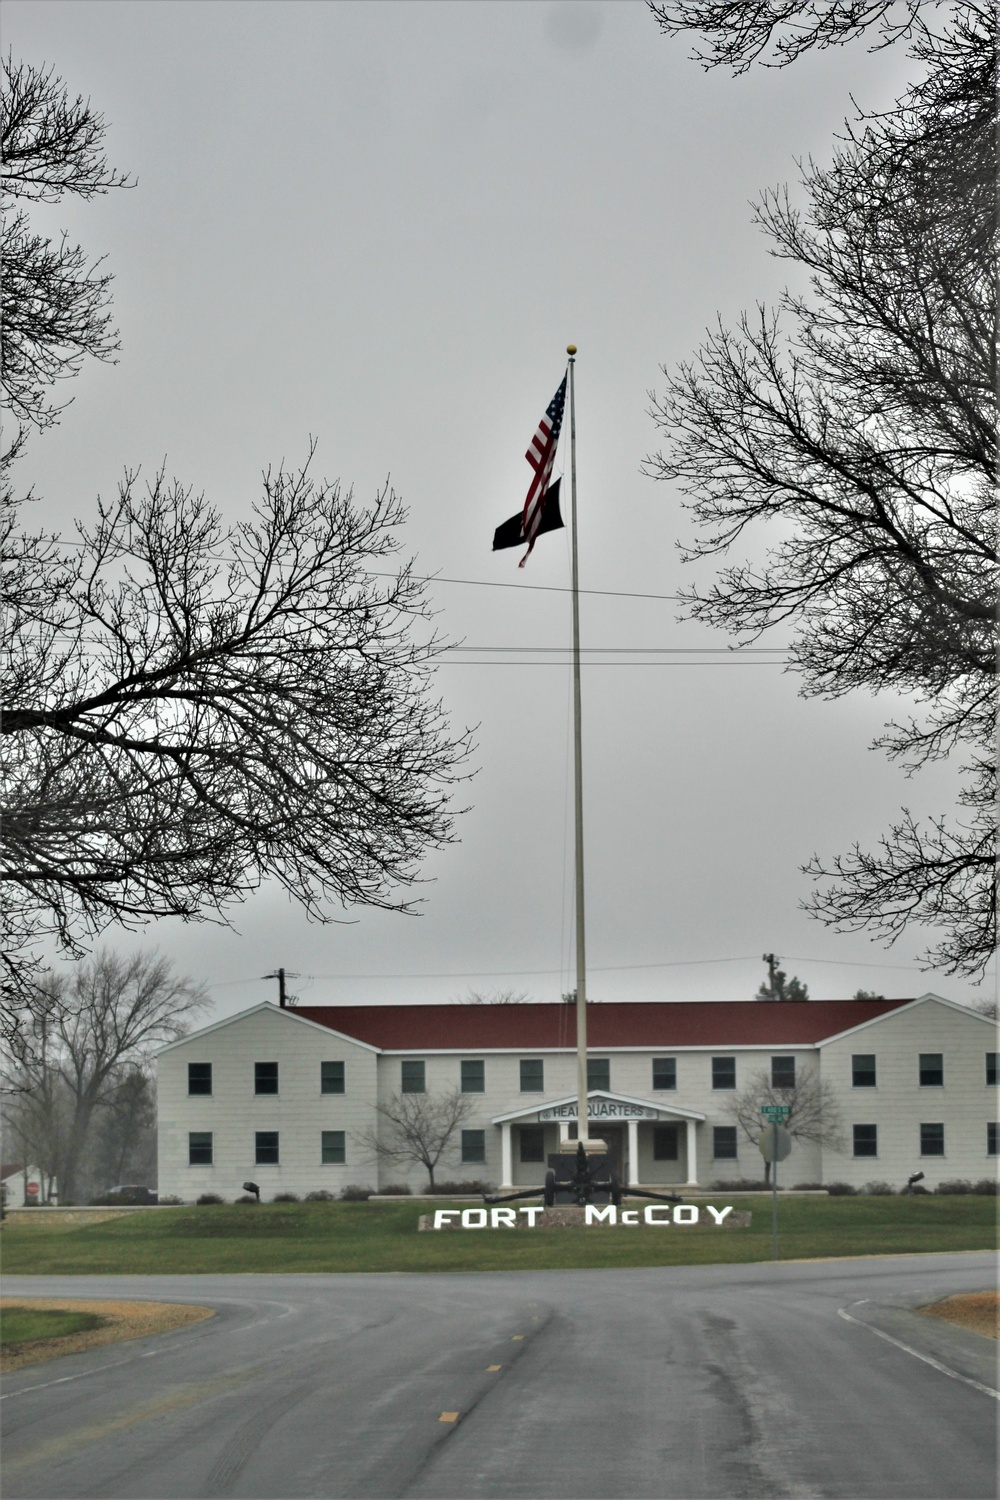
top-left (483, 1140), bottom-right (685, 1209)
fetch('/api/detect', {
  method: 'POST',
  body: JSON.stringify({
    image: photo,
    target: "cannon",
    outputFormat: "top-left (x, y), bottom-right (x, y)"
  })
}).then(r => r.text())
top-left (483, 1140), bottom-right (686, 1209)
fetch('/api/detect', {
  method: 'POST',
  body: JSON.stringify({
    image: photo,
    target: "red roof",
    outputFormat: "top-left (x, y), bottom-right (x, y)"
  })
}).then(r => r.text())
top-left (291, 999), bottom-right (912, 1051)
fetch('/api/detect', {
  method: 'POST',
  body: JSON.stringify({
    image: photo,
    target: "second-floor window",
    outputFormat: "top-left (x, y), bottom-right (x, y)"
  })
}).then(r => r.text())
top-left (401, 1060), bottom-right (425, 1094)
top-left (919, 1053), bottom-right (943, 1087)
top-left (254, 1061), bottom-right (278, 1095)
top-left (461, 1060), bottom-right (485, 1093)
top-left (852, 1054), bottom-right (876, 1088)
top-left (321, 1061), bottom-right (345, 1094)
top-left (587, 1058), bottom-right (610, 1092)
top-left (652, 1057), bottom-right (676, 1091)
top-left (771, 1056), bottom-right (795, 1089)
top-left (188, 1062), bottom-right (212, 1096)
top-left (712, 1056), bottom-right (736, 1090)
top-left (520, 1059), bottom-right (544, 1092)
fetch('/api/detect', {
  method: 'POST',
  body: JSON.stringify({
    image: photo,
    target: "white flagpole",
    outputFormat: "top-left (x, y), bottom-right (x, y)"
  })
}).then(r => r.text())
top-left (566, 344), bottom-right (591, 1147)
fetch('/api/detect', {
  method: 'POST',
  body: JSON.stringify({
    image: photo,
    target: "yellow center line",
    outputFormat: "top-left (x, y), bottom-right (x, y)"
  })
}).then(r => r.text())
top-left (511, 1334), bottom-right (525, 1341)
top-left (439, 1411), bottom-right (460, 1423)
top-left (486, 1364), bottom-right (502, 1371)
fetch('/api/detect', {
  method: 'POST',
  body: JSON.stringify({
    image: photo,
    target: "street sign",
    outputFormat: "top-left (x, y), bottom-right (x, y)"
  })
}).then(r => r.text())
top-left (761, 1105), bottom-right (791, 1119)
top-left (757, 1125), bottom-right (792, 1162)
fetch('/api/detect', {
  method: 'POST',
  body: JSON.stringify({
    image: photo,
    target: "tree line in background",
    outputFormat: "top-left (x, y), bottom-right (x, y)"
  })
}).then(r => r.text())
top-left (0, 57), bottom-right (470, 1052)
top-left (647, 0), bottom-right (996, 981)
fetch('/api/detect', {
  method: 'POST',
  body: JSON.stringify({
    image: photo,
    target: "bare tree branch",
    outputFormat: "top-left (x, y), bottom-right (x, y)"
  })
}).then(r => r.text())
top-left (356, 1089), bottom-right (476, 1190)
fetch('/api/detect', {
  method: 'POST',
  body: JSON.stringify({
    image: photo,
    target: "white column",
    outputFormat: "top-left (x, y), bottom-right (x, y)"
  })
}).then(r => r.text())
top-left (501, 1123), bottom-right (512, 1188)
top-left (627, 1118), bottom-right (639, 1185)
top-left (685, 1118), bottom-right (698, 1185)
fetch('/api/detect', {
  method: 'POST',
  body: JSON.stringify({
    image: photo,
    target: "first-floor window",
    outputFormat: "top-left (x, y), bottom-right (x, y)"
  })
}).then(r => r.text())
top-left (988, 1122), bottom-right (998, 1157)
top-left (987, 1053), bottom-right (998, 1087)
top-left (461, 1129), bottom-right (486, 1164)
top-left (853, 1124), bottom-right (878, 1157)
top-left (920, 1122), bottom-right (944, 1157)
top-left (189, 1131), bottom-right (213, 1165)
top-left (653, 1125), bottom-right (679, 1161)
top-left (256, 1131), bottom-right (279, 1165)
top-left (321, 1130), bottom-right (345, 1164)
top-left (519, 1126), bottom-right (545, 1163)
top-left (712, 1126), bottom-right (738, 1160)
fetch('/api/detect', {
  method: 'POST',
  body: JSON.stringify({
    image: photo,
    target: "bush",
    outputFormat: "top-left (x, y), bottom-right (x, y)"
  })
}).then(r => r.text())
top-left (909, 1184), bottom-right (930, 1194)
top-left (272, 1191), bottom-right (300, 1203)
top-left (378, 1184), bottom-right (412, 1196)
top-left (339, 1185), bottom-right (372, 1201)
top-left (158, 1195), bottom-right (184, 1205)
top-left (709, 1178), bottom-right (769, 1192)
top-left (791, 1182), bottom-right (825, 1191)
top-left (235, 1194), bottom-right (258, 1204)
top-left (304, 1189), bottom-right (335, 1202)
top-left (972, 1178), bottom-right (998, 1195)
top-left (934, 1179), bottom-right (973, 1194)
top-left (824, 1182), bottom-right (858, 1196)
top-left (861, 1181), bottom-right (896, 1196)
top-left (431, 1180), bottom-right (494, 1195)
top-left (196, 1193), bottom-right (225, 1205)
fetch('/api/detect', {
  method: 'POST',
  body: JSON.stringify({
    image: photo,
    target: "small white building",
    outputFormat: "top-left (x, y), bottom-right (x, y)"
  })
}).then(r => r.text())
top-left (156, 995), bottom-right (998, 1200)
top-left (0, 1163), bottom-right (55, 1206)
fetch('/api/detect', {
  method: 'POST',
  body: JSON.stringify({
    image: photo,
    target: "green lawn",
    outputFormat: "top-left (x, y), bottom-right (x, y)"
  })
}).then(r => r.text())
top-left (1, 1196), bottom-right (995, 1275)
top-left (1, 1306), bottom-right (107, 1346)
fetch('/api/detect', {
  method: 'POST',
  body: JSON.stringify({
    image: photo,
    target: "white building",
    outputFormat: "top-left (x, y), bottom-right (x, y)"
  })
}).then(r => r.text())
top-left (156, 995), bottom-right (998, 1200)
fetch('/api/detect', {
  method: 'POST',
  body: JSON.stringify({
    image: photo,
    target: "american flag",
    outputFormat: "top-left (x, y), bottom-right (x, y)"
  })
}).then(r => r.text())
top-left (518, 373), bottom-right (567, 567)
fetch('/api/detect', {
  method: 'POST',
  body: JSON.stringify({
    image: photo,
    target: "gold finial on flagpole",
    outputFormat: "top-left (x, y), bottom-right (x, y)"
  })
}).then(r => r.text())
top-left (566, 344), bottom-right (577, 355)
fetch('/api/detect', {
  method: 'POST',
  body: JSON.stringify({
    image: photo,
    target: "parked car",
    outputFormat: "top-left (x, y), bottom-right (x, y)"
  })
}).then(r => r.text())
top-left (106, 1185), bottom-right (158, 1204)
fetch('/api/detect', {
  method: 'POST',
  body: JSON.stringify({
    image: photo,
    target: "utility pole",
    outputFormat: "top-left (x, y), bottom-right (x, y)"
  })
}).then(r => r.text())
top-left (262, 968), bottom-right (298, 1008)
top-left (762, 953), bottom-right (779, 997)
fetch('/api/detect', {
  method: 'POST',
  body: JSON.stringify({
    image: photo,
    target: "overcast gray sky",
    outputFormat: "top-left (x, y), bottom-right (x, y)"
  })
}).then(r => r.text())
top-left (8, 0), bottom-right (986, 1018)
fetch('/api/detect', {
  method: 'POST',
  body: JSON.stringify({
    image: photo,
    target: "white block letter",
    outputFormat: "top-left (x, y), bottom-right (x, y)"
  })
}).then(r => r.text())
top-left (491, 1208), bottom-right (517, 1228)
top-left (585, 1204), bottom-right (617, 1226)
top-left (673, 1205), bottom-right (699, 1225)
top-left (433, 1210), bottom-right (459, 1229)
top-left (644, 1205), bottom-right (671, 1225)
top-left (621, 1209), bottom-right (638, 1225)
top-left (519, 1207), bottom-right (543, 1226)
top-left (462, 1208), bottom-right (488, 1228)
top-left (707, 1206), bottom-right (733, 1226)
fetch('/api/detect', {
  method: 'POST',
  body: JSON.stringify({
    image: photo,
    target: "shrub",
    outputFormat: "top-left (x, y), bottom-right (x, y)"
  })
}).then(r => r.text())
top-left (304, 1189), bottom-right (335, 1202)
top-left (791, 1182), bottom-right (825, 1191)
top-left (158, 1195), bottom-right (184, 1205)
top-left (378, 1184), bottom-right (412, 1196)
top-left (272, 1191), bottom-right (300, 1203)
top-left (196, 1193), bottom-right (225, 1205)
top-left (340, 1185), bottom-right (372, 1201)
top-left (824, 1182), bottom-right (858, 1196)
top-left (709, 1178), bottom-right (769, 1192)
top-left (861, 1181), bottom-right (896, 1196)
top-left (431, 1180), bottom-right (494, 1195)
top-left (909, 1184), bottom-right (930, 1194)
top-left (235, 1194), bottom-right (258, 1203)
top-left (934, 1179), bottom-right (973, 1194)
top-left (972, 1178), bottom-right (998, 1195)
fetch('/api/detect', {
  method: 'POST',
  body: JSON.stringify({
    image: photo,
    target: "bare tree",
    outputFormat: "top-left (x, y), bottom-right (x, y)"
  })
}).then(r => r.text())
top-left (357, 1089), bottom-right (476, 1191)
top-left (1, 950), bottom-right (207, 1202)
top-left (465, 989), bottom-right (530, 1005)
top-left (646, 4), bottom-right (997, 978)
top-left (726, 1065), bottom-right (846, 1184)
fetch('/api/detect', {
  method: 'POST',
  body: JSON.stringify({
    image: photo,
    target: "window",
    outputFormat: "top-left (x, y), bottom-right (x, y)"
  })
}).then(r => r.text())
top-left (520, 1059), bottom-right (544, 1093)
top-left (653, 1125), bottom-right (679, 1161)
top-left (321, 1061), bottom-right (345, 1095)
top-left (920, 1122), bottom-right (944, 1156)
top-left (519, 1126), bottom-right (545, 1162)
top-left (321, 1130), bottom-right (345, 1165)
top-left (712, 1126), bottom-right (738, 1160)
top-left (919, 1053), bottom-right (943, 1087)
top-left (188, 1131), bottom-right (213, 1165)
top-left (461, 1060), bottom-right (485, 1093)
top-left (771, 1056), bottom-right (795, 1089)
top-left (254, 1061), bottom-right (278, 1095)
top-left (255, 1131), bottom-right (279, 1165)
top-left (853, 1124), bottom-right (878, 1157)
top-left (987, 1053), bottom-right (998, 1087)
top-left (461, 1129), bottom-right (486, 1164)
top-left (852, 1054), bottom-right (877, 1088)
top-left (712, 1056), bottom-right (736, 1090)
top-left (401, 1060), bottom-right (425, 1094)
top-left (652, 1057), bottom-right (676, 1091)
top-left (587, 1058), bottom-right (610, 1092)
top-left (988, 1122), bottom-right (998, 1157)
top-left (188, 1062), bottom-right (212, 1096)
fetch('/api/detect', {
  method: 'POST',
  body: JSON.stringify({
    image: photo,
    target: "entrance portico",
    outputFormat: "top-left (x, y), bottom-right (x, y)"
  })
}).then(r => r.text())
top-left (493, 1090), bottom-right (705, 1189)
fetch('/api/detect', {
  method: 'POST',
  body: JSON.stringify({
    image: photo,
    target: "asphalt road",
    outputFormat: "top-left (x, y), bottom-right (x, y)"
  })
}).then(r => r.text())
top-left (1, 1254), bottom-right (996, 1500)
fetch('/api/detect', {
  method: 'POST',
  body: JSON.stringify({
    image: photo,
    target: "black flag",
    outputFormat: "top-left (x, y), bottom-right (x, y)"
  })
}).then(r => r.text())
top-left (493, 479), bottom-right (564, 552)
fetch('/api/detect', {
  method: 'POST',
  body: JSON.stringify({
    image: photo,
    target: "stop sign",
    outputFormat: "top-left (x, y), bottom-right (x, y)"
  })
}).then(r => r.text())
top-left (26, 1181), bottom-right (39, 1197)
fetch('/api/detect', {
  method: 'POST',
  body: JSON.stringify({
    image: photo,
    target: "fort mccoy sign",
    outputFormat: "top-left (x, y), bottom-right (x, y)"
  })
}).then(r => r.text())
top-left (422, 1205), bottom-right (750, 1231)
